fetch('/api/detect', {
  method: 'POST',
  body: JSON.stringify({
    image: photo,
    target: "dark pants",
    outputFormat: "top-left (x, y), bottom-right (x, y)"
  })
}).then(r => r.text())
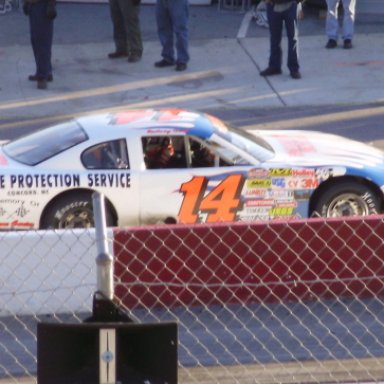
top-left (29, 1), bottom-right (54, 79)
top-left (266, 2), bottom-right (299, 73)
top-left (109, 0), bottom-right (143, 56)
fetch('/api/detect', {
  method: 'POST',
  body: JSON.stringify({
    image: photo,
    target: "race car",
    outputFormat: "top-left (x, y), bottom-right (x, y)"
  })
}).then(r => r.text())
top-left (1, 108), bottom-right (384, 230)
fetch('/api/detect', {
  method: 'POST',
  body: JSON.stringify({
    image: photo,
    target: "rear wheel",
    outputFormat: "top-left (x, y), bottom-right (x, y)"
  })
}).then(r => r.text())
top-left (40, 193), bottom-right (114, 229)
top-left (312, 182), bottom-right (381, 218)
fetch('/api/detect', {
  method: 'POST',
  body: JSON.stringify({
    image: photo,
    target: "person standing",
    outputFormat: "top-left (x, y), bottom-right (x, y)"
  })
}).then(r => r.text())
top-left (154, 0), bottom-right (189, 72)
top-left (108, 0), bottom-right (143, 63)
top-left (325, 0), bottom-right (356, 49)
top-left (259, 0), bottom-right (304, 80)
top-left (23, 0), bottom-right (56, 90)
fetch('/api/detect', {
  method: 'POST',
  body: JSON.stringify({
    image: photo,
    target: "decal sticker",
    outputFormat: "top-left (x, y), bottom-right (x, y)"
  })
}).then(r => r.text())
top-left (246, 179), bottom-right (272, 188)
top-left (87, 173), bottom-right (131, 188)
top-left (8, 174), bottom-right (80, 189)
top-left (269, 168), bottom-right (292, 177)
top-left (179, 175), bottom-right (245, 224)
top-left (276, 136), bottom-right (316, 156)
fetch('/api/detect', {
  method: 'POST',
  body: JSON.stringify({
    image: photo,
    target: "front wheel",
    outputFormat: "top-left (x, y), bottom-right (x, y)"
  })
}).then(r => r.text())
top-left (312, 182), bottom-right (381, 218)
top-left (40, 193), bottom-right (114, 229)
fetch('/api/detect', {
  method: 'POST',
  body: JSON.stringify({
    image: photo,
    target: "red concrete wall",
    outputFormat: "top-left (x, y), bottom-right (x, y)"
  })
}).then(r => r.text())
top-left (113, 216), bottom-right (384, 309)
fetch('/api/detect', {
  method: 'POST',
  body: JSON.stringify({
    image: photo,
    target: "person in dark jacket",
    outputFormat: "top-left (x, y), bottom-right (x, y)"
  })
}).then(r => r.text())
top-left (260, 0), bottom-right (304, 79)
top-left (23, 0), bottom-right (56, 90)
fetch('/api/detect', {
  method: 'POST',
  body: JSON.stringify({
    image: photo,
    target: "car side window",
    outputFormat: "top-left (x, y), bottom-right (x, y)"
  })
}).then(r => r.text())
top-left (82, 139), bottom-right (129, 170)
top-left (189, 138), bottom-right (232, 167)
top-left (142, 136), bottom-right (187, 169)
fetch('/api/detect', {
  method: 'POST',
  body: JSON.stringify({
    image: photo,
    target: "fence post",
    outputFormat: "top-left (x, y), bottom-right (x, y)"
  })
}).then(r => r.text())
top-left (93, 192), bottom-right (114, 301)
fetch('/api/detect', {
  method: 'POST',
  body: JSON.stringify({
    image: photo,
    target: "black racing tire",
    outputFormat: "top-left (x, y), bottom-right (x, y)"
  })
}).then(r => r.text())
top-left (40, 192), bottom-right (114, 229)
top-left (312, 182), bottom-right (381, 218)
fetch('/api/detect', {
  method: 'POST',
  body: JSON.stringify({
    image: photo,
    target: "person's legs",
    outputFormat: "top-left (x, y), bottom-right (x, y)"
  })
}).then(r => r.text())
top-left (284, 2), bottom-right (299, 74)
top-left (325, 0), bottom-right (340, 41)
top-left (341, 0), bottom-right (356, 41)
top-left (267, 3), bottom-right (283, 70)
top-left (156, 0), bottom-right (175, 63)
top-left (109, 0), bottom-right (127, 54)
top-left (169, 0), bottom-right (189, 64)
top-left (119, 0), bottom-right (143, 59)
top-left (29, 1), bottom-right (53, 80)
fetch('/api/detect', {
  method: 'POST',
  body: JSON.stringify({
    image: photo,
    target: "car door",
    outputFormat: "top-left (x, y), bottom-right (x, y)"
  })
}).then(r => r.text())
top-left (139, 134), bottom-right (250, 225)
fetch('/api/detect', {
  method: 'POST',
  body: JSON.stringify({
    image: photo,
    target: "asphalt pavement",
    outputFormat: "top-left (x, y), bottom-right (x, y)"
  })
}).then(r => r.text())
top-left (0, 2), bottom-right (383, 129)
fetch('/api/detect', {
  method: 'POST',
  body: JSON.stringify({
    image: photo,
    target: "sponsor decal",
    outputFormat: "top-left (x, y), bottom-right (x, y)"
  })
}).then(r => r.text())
top-left (0, 156), bottom-right (8, 166)
top-left (292, 169), bottom-right (315, 177)
top-left (269, 168), bottom-right (292, 177)
top-left (271, 178), bottom-right (286, 188)
top-left (248, 168), bottom-right (269, 178)
top-left (245, 199), bottom-right (274, 207)
top-left (276, 136), bottom-right (316, 156)
top-left (287, 178), bottom-right (319, 189)
top-left (269, 207), bottom-right (295, 216)
top-left (246, 179), bottom-right (272, 188)
top-left (0, 220), bottom-right (34, 228)
top-left (244, 189), bottom-right (267, 198)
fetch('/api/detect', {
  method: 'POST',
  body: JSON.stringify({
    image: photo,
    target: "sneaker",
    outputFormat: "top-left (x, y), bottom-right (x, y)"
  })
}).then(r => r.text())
top-left (108, 51), bottom-right (128, 59)
top-left (128, 54), bottom-right (141, 63)
top-left (29, 74), bottom-right (53, 82)
top-left (175, 62), bottom-right (187, 71)
top-left (260, 67), bottom-right (282, 77)
top-left (37, 79), bottom-right (47, 90)
top-left (343, 39), bottom-right (353, 49)
top-left (154, 58), bottom-right (175, 68)
top-left (325, 39), bottom-right (337, 49)
top-left (290, 71), bottom-right (301, 79)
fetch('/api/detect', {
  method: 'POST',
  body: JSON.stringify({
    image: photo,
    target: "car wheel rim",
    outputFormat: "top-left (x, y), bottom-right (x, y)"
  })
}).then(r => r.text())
top-left (326, 193), bottom-right (370, 217)
top-left (59, 209), bottom-right (93, 228)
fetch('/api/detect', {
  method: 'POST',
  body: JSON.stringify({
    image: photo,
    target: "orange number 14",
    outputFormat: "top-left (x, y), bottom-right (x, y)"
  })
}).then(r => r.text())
top-left (178, 175), bottom-right (245, 224)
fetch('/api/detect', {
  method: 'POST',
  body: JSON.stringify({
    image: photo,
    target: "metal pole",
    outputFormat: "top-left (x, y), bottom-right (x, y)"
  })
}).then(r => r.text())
top-left (92, 192), bottom-right (114, 300)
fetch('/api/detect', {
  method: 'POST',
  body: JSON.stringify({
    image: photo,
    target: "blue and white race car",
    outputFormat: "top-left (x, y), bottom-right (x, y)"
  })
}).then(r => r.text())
top-left (1, 108), bottom-right (384, 229)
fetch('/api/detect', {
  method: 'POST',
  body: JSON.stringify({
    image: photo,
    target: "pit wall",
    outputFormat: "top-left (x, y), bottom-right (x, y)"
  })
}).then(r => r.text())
top-left (113, 216), bottom-right (384, 309)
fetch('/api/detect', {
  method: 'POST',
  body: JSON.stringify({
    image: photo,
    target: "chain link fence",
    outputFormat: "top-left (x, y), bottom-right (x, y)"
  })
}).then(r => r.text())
top-left (1, 215), bottom-right (384, 383)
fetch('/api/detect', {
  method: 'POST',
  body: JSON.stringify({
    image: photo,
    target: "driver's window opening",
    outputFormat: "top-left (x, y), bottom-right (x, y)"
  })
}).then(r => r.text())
top-left (142, 136), bottom-right (187, 169)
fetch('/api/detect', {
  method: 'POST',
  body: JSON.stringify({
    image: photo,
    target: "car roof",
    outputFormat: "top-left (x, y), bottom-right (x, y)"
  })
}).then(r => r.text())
top-left (75, 109), bottom-right (222, 141)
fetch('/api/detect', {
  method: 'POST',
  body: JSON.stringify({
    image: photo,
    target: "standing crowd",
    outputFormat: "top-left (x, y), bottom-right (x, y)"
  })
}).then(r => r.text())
top-left (22, 0), bottom-right (356, 89)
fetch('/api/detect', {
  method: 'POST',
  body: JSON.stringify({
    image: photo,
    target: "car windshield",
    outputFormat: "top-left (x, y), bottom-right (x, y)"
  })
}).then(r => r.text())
top-left (3, 120), bottom-right (88, 165)
top-left (213, 126), bottom-right (275, 163)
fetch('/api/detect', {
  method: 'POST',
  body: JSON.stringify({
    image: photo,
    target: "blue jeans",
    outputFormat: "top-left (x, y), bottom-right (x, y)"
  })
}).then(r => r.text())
top-left (266, 2), bottom-right (299, 73)
top-left (29, 1), bottom-right (54, 79)
top-left (155, 0), bottom-right (189, 64)
top-left (326, 0), bottom-right (356, 40)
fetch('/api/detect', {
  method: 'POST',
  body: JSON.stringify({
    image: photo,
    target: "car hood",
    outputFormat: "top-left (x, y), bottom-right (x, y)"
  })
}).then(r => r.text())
top-left (256, 130), bottom-right (384, 168)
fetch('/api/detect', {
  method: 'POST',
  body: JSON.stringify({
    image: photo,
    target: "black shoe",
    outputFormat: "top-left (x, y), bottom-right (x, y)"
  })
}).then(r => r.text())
top-left (290, 71), bottom-right (301, 79)
top-left (154, 58), bottom-right (175, 68)
top-left (108, 51), bottom-right (128, 59)
top-left (325, 39), bottom-right (337, 49)
top-left (128, 54), bottom-right (141, 63)
top-left (37, 79), bottom-right (47, 90)
top-left (260, 67), bottom-right (282, 77)
top-left (175, 62), bottom-right (187, 71)
top-left (29, 74), bottom-right (53, 82)
top-left (343, 39), bottom-right (353, 49)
